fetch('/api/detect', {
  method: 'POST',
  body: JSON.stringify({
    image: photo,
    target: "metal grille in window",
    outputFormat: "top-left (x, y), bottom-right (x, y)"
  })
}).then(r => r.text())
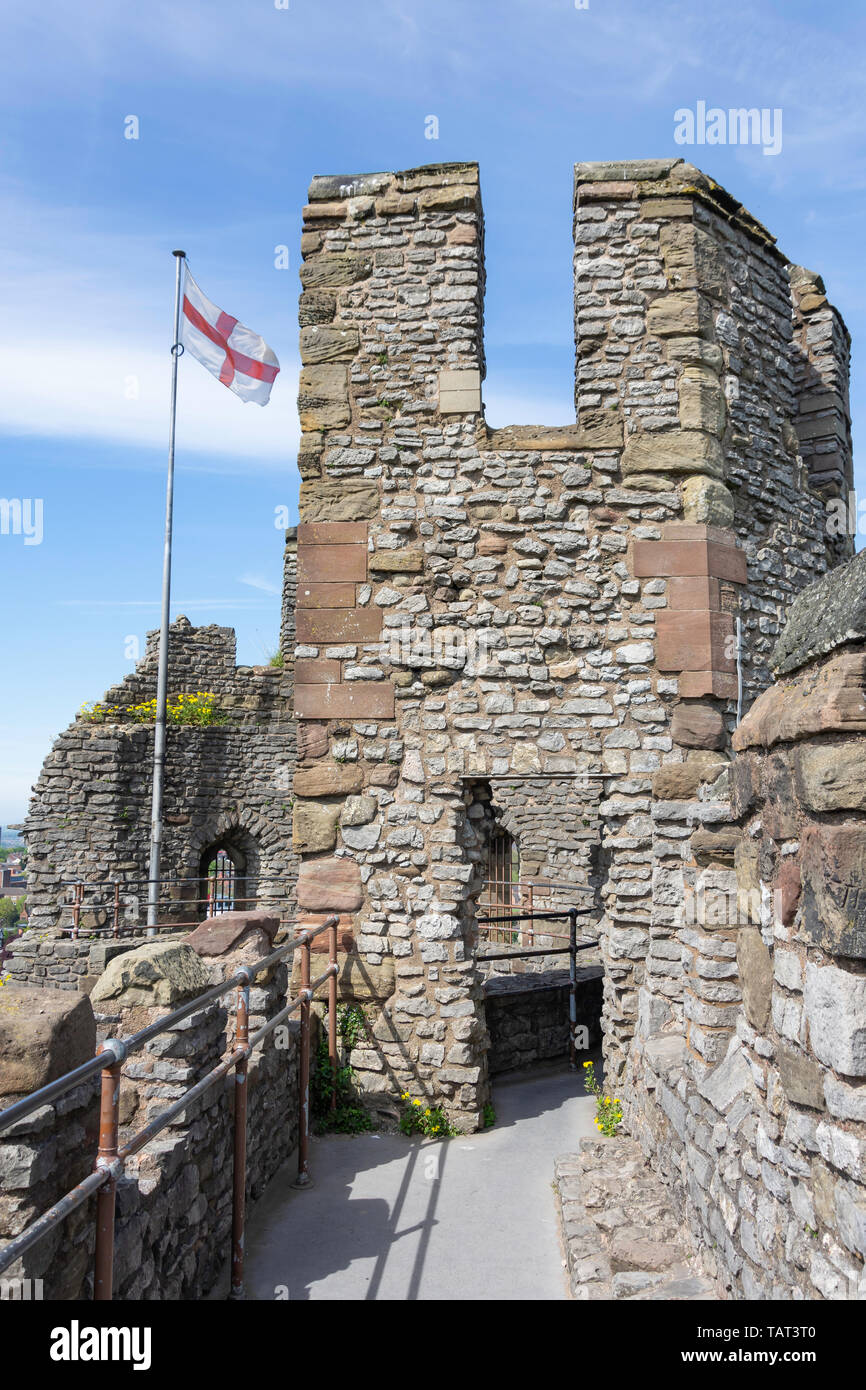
top-left (206, 851), bottom-right (236, 915)
top-left (481, 829), bottom-right (520, 943)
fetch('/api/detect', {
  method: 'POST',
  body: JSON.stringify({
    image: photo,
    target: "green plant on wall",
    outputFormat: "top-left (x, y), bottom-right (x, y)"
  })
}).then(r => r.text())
top-left (582, 1060), bottom-right (623, 1137)
top-left (311, 1004), bottom-right (372, 1135)
top-left (399, 1094), bottom-right (457, 1139)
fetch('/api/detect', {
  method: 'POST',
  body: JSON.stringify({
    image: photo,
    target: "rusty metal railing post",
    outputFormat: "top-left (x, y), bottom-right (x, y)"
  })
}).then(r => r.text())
top-left (230, 969), bottom-right (250, 1299)
top-left (568, 908), bottom-right (578, 1071)
top-left (293, 933), bottom-right (313, 1188)
top-left (72, 882), bottom-right (82, 939)
top-left (94, 1038), bottom-right (126, 1300)
top-left (328, 921), bottom-right (338, 1113)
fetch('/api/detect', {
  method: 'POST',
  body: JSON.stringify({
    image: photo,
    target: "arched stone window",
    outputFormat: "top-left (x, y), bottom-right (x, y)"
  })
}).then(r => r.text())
top-left (198, 844), bottom-right (247, 917)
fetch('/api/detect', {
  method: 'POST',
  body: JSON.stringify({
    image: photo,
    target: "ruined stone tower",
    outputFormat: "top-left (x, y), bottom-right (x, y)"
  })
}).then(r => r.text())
top-left (24, 159), bottom-right (853, 1150)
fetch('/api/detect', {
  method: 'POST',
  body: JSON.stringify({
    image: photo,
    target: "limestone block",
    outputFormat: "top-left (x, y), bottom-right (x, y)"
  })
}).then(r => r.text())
top-left (90, 941), bottom-right (211, 1008)
top-left (292, 800), bottom-right (340, 852)
top-left (299, 478), bottom-right (379, 523)
top-left (697, 1042), bottom-right (752, 1113)
top-left (340, 795), bottom-right (377, 827)
top-left (772, 549), bottom-right (866, 676)
top-left (296, 858), bottom-right (364, 913)
top-left (800, 825), bottom-right (866, 957)
top-left (438, 368), bottom-right (481, 415)
top-left (736, 929), bottom-right (772, 1032)
top-left (340, 822), bottom-right (381, 851)
top-left (0, 987), bottom-right (96, 1096)
top-left (804, 962), bottom-right (866, 1075)
top-left (776, 1045), bottom-right (825, 1111)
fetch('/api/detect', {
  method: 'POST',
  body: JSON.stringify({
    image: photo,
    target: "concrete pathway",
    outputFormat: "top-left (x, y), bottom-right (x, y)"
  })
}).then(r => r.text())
top-left (243, 1062), bottom-right (597, 1300)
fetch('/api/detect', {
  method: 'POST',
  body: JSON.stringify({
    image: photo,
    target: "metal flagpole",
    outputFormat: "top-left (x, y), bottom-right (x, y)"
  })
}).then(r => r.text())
top-left (146, 249), bottom-right (186, 936)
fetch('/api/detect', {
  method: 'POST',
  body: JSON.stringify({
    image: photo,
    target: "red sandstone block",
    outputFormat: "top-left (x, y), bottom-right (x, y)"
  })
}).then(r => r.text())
top-left (295, 682), bottom-right (395, 720)
top-left (667, 576), bottom-right (721, 611)
top-left (297, 522), bottom-right (368, 545)
top-left (297, 582), bottom-right (356, 609)
top-left (661, 523), bottom-right (736, 546)
top-left (296, 608), bottom-right (382, 643)
top-left (295, 658), bottom-right (341, 685)
top-left (295, 913), bottom-right (356, 953)
top-left (679, 670), bottom-right (739, 699)
top-left (633, 540), bottom-right (746, 583)
top-left (578, 181), bottom-right (637, 201)
top-left (657, 611), bottom-right (734, 673)
top-left (706, 542), bottom-right (747, 584)
top-left (298, 544), bottom-right (367, 584)
top-left (296, 859), bottom-right (363, 912)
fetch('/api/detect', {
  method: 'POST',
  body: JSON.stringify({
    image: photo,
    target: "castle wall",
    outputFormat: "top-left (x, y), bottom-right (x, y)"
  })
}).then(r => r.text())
top-left (627, 554), bottom-right (866, 1299)
top-left (287, 157), bottom-right (848, 1132)
top-left (24, 619), bottom-right (298, 937)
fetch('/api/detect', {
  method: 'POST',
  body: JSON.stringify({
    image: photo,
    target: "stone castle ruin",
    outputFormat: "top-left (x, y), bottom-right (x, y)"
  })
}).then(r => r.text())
top-left (15, 157), bottom-right (866, 1299)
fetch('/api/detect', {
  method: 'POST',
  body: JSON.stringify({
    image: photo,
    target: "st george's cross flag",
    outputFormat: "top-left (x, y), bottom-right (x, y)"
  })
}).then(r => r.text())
top-left (181, 267), bottom-right (280, 405)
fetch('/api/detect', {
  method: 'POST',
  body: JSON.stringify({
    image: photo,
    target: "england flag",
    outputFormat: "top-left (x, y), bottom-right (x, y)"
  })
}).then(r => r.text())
top-left (181, 267), bottom-right (280, 405)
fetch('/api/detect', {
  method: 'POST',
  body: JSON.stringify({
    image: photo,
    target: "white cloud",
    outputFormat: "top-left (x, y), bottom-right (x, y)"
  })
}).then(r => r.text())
top-left (239, 573), bottom-right (281, 595)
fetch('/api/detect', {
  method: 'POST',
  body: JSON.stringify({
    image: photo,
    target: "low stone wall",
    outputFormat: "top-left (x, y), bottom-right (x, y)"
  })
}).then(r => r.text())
top-left (0, 912), bottom-right (300, 1300)
top-left (483, 967), bottom-right (602, 1075)
top-left (5, 927), bottom-right (189, 993)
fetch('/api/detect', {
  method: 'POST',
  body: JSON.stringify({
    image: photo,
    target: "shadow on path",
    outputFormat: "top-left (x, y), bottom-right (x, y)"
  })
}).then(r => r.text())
top-left (242, 1059), bottom-right (598, 1301)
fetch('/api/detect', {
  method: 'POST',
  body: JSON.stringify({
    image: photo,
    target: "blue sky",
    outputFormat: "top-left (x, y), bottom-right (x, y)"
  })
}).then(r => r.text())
top-left (1, 0), bottom-right (865, 828)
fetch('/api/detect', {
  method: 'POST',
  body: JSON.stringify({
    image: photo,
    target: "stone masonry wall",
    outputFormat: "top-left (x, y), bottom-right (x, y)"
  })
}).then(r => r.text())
top-left (0, 918), bottom-right (300, 1300)
top-left (287, 157), bottom-right (846, 1133)
top-left (626, 552), bottom-right (866, 1299)
top-left (24, 618), bottom-right (298, 936)
top-left (484, 967), bottom-right (603, 1076)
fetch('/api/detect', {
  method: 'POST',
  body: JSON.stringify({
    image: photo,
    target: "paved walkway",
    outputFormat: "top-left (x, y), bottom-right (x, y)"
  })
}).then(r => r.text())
top-left (243, 1063), bottom-right (597, 1300)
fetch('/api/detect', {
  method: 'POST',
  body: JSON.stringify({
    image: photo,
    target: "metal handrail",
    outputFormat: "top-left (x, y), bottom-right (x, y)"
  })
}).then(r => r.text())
top-left (0, 914), bottom-right (341, 1300)
top-left (477, 906), bottom-right (595, 1071)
